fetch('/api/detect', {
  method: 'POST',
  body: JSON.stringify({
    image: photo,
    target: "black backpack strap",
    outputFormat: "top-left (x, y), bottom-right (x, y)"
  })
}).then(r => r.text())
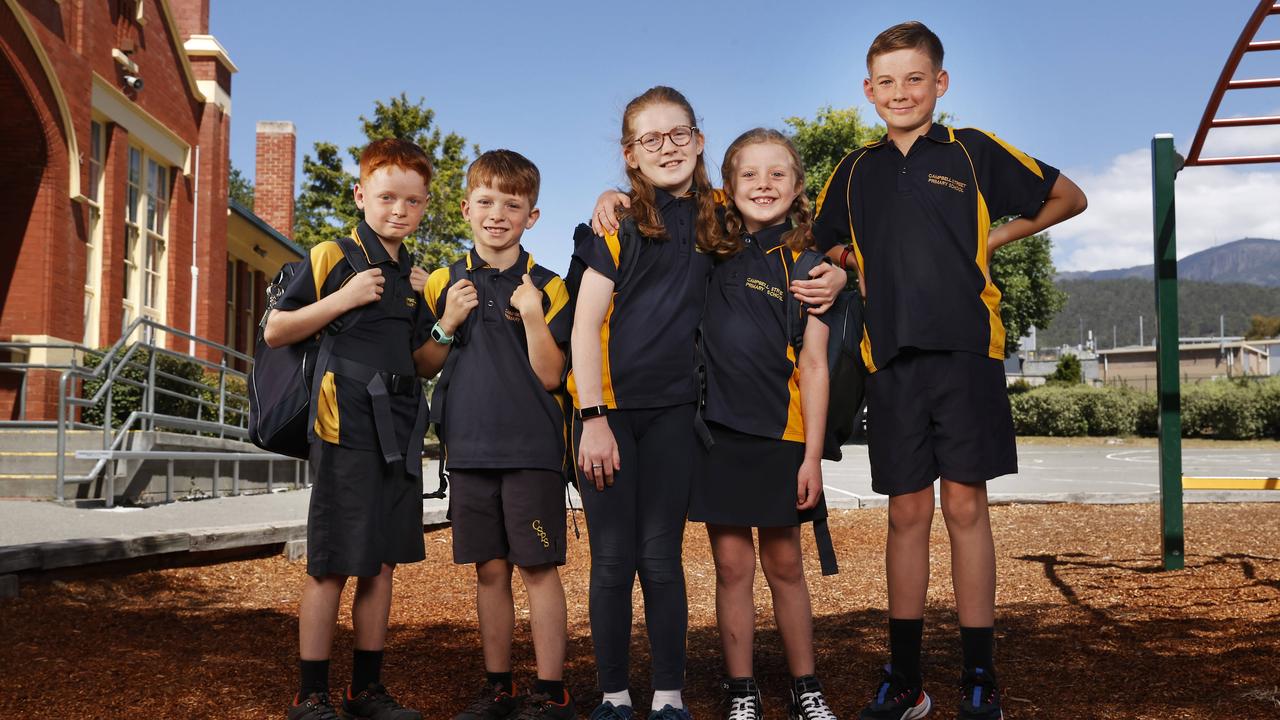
top-left (782, 249), bottom-right (825, 361)
top-left (305, 236), bottom-right (373, 446)
top-left (813, 516), bottom-right (839, 575)
top-left (425, 259), bottom-right (473, 498)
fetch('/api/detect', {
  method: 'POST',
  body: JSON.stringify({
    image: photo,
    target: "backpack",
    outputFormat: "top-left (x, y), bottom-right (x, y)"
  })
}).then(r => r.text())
top-left (428, 257), bottom-right (569, 500)
top-left (782, 249), bottom-right (867, 463)
top-left (249, 236), bottom-right (370, 460)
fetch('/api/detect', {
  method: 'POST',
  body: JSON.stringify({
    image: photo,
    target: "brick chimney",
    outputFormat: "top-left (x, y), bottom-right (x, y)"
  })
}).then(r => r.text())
top-left (171, 0), bottom-right (210, 37)
top-left (254, 121), bottom-right (296, 239)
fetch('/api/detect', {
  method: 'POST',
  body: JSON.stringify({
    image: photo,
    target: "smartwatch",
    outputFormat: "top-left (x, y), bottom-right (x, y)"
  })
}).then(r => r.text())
top-left (576, 404), bottom-right (609, 420)
top-left (430, 321), bottom-right (454, 345)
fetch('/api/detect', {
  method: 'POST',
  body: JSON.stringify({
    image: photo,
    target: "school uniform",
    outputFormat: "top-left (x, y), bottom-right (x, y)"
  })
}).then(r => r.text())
top-left (568, 188), bottom-right (714, 693)
top-left (274, 221), bottom-right (431, 578)
top-left (691, 222), bottom-right (829, 528)
top-left (423, 248), bottom-right (572, 568)
top-left (812, 124), bottom-right (1059, 496)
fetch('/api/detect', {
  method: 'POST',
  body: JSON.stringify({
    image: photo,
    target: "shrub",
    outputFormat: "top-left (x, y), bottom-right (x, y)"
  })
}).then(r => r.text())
top-left (1181, 379), bottom-right (1264, 439)
top-left (1259, 376), bottom-right (1280, 439)
top-left (1010, 386), bottom-right (1088, 436)
top-left (1074, 386), bottom-right (1141, 436)
top-left (1006, 378), bottom-right (1034, 395)
top-left (1048, 354), bottom-right (1083, 385)
top-left (81, 347), bottom-right (206, 429)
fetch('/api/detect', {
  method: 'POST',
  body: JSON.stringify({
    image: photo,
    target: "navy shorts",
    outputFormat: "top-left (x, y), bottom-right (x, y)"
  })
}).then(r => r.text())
top-left (306, 441), bottom-right (426, 578)
top-left (447, 468), bottom-right (567, 567)
top-left (866, 349), bottom-right (1017, 496)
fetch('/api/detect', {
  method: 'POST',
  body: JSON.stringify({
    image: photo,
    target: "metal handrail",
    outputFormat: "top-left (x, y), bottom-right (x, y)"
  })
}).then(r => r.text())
top-left (0, 317), bottom-right (269, 505)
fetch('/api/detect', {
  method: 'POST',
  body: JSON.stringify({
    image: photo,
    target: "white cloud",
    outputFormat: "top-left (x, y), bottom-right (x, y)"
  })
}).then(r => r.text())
top-left (1051, 147), bottom-right (1280, 271)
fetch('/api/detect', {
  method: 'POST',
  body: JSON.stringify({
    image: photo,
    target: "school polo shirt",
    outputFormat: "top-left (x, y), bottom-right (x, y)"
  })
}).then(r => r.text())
top-left (811, 124), bottom-right (1059, 372)
top-left (275, 221), bottom-right (431, 450)
top-left (703, 223), bottom-right (828, 443)
top-left (423, 248), bottom-right (572, 472)
top-left (567, 188), bottom-right (715, 409)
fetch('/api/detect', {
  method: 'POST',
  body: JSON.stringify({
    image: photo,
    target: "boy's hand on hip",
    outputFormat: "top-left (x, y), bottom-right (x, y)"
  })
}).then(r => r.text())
top-left (510, 274), bottom-right (544, 318)
top-left (409, 266), bottom-right (428, 293)
top-left (341, 268), bottom-right (385, 309)
top-left (796, 457), bottom-right (823, 510)
top-left (578, 417), bottom-right (620, 491)
top-left (440, 279), bottom-right (478, 334)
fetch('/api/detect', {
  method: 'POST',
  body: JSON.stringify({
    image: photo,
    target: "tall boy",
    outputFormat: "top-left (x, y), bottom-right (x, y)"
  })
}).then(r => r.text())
top-left (811, 21), bottom-right (1087, 720)
top-left (417, 150), bottom-right (576, 720)
top-left (265, 138), bottom-right (437, 720)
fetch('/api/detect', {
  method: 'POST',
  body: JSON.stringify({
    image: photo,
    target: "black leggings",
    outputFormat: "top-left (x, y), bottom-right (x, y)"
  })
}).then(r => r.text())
top-left (574, 403), bottom-right (694, 692)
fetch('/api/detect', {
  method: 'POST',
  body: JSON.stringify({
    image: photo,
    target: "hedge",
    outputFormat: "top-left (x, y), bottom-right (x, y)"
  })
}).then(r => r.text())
top-left (80, 346), bottom-right (249, 433)
top-left (1010, 376), bottom-right (1280, 439)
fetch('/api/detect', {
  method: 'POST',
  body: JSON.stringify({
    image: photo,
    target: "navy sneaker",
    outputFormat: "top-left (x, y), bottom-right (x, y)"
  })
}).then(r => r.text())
top-left (590, 702), bottom-right (634, 720)
top-left (647, 705), bottom-right (693, 720)
top-left (789, 675), bottom-right (838, 720)
top-left (857, 666), bottom-right (931, 720)
top-left (340, 683), bottom-right (421, 720)
top-left (722, 677), bottom-right (763, 720)
top-left (957, 668), bottom-right (1003, 720)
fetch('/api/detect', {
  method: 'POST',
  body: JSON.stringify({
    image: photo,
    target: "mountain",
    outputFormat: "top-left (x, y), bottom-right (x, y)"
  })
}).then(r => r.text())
top-left (1058, 238), bottom-right (1280, 286)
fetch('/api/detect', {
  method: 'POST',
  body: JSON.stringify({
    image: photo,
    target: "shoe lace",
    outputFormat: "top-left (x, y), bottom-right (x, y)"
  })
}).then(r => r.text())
top-left (590, 702), bottom-right (630, 720)
top-left (513, 693), bottom-right (556, 719)
top-left (726, 694), bottom-right (759, 720)
top-left (796, 690), bottom-right (837, 720)
top-left (298, 692), bottom-right (341, 720)
top-left (871, 668), bottom-right (916, 707)
top-left (650, 706), bottom-right (691, 720)
top-left (463, 682), bottom-right (508, 713)
top-left (360, 684), bottom-right (406, 710)
top-left (961, 671), bottom-right (998, 708)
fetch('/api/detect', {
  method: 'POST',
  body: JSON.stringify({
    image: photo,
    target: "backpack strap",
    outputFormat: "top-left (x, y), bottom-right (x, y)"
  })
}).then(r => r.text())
top-left (782, 249), bottom-right (824, 362)
top-left (425, 258), bottom-right (474, 499)
top-left (305, 236), bottom-right (375, 447)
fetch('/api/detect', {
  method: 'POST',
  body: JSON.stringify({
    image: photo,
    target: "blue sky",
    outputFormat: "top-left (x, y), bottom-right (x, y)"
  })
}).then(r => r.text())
top-left (213, 0), bottom-right (1280, 273)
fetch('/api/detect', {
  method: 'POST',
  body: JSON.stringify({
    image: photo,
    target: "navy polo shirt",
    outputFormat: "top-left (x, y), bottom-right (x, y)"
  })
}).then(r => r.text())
top-left (567, 188), bottom-right (714, 409)
top-left (423, 248), bottom-right (572, 472)
top-left (275, 221), bottom-right (431, 450)
top-left (812, 124), bottom-right (1059, 372)
top-left (703, 223), bottom-right (827, 443)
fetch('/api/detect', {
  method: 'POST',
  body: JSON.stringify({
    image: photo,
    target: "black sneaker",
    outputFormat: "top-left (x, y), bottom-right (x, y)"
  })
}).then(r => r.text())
top-left (957, 668), bottom-right (1003, 720)
top-left (289, 692), bottom-right (342, 720)
top-left (789, 675), bottom-right (838, 720)
top-left (455, 681), bottom-right (525, 720)
top-left (512, 690), bottom-right (577, 719)
top-left (722, 677), bottom-right (762, 720)
top-left (857, 666), bottom-right (931, 720)
top-left (340, 683), bottom-right (422, 720)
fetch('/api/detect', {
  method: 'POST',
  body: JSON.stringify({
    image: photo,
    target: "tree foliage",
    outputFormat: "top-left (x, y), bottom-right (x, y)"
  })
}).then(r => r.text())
top-left (785, 105), bottom-right (1063, 355)
top-left (294, 94), bottom-right (475, 268)
top-left (1246, 314), bottom-right (1280, 340)
top-left (228, 162), bottom-right (254, 210)
top-left (1048, 353), bottom-right (1083, 385)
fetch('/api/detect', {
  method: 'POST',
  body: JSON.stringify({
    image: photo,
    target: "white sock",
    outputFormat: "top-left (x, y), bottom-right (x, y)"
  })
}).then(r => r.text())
top-left (602, 689), bottom-right (632, 709)
top-left (652, 689), bottom-right (684, 710)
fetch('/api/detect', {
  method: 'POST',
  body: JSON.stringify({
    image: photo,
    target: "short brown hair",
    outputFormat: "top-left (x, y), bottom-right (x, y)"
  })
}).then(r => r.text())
top-left (358, 138), bottom-right (434, 187)
top-left (466, 149), bottom-right (541, 206)
top-left (866, 21), bottom-right (944, 71)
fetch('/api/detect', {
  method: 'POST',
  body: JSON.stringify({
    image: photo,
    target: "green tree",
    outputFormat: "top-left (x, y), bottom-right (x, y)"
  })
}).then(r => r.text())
top-left (228, 162), bottom-right (254, 210)
top-left (786, 105), bottom-right (1063, 355)
top-left (991, 227), bottom-right (1067, 355)
top-left (294, 94), bottom-right (475, 268)
top-left (1048, 353), bottom-right (1083, 384)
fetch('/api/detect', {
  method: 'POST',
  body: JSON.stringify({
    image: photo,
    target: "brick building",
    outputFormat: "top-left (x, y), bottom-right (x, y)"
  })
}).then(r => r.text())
top-left (0, 0), bottom-right (301, 419)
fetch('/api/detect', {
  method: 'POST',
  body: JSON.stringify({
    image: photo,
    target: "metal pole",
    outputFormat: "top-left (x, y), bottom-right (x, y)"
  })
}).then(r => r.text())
top-left (1152, 134), bottom-right (1184, 571)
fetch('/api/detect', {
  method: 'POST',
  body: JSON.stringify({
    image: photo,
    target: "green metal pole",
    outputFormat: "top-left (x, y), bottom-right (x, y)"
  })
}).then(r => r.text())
top-left (1151, 134), bottom-right (1184, 570)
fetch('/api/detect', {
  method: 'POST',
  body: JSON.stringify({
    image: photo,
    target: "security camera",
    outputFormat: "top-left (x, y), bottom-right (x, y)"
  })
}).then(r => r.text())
top-left (123, 74), bottom-right (143, 91)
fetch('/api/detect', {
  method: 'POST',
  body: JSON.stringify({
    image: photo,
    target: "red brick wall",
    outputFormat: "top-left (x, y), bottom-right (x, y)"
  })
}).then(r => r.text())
top-left (255, 121), bottom-right (296, 239)
top-left (171, 0), bottom-right (210, 38)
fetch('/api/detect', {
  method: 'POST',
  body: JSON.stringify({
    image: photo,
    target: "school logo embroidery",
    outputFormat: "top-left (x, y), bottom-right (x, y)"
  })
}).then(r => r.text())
top-left (404, 296), bottom-right (417, 308)
top-left (745, 277), bottom-right (785, 301)
top-left (532, 520), bottom-right (551, 548)
top-left (504, 307), bottom-right (522, 322)
top-left (927, 173), bottom-right (968, 193)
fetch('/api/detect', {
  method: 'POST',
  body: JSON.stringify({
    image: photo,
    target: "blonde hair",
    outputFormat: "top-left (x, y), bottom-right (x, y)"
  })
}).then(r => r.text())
top-left (720, 128), bottom-right (813, 255)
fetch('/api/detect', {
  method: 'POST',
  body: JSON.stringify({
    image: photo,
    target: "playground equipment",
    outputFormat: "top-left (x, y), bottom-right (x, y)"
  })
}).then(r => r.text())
top-left (1151, 0), bottom-right (1280, 570)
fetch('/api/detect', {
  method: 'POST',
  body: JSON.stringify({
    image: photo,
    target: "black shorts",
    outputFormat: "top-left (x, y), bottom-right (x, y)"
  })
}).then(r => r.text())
top-left (306, 441), bottom-right (426, 578)
top-left (447, 468), bottom-right (567, 567)
top-left (690, 422), bottom-right (827, 528)
top-left (866, 349), bottom-right (1017, 496)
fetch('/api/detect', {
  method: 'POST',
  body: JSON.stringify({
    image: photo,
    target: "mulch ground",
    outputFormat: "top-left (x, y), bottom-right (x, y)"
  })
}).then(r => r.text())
top-left (3, 503), bottom-right (1279, 719)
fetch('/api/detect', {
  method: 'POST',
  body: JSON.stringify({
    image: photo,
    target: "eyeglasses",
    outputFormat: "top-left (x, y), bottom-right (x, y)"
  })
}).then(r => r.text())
top-left (629, 125), bottom-right (698, 153)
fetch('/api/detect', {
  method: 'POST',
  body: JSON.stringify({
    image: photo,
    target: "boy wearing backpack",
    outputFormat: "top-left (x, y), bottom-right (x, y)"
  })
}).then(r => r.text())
top-left (264, 138), bottom-right (436, 720)
top-left (417, 150), bottom-right (576, 720)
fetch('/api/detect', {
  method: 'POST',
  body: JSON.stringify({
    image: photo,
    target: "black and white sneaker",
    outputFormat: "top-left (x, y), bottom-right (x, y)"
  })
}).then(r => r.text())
top-left (789, 676), bottom-right (838, 720)
top-left (722, 677), bottom-right (763, 720)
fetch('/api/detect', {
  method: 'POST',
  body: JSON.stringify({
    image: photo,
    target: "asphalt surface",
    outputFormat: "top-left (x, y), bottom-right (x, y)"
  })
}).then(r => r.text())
top-left (1, 441), bottom-right (1276, 548)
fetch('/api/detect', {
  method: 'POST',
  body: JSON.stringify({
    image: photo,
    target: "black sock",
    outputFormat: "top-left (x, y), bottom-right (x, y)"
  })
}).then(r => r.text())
top-left (351, 649), bottom-right (383, 692)
top-left (889, 617), bottom-right (924, 686)
top-left (299, 659), bottom-right (330, 701)
top-left (487, 671), bottom-right (515, 695)
top-left (960, 626), bottom-right (995, 674)
top-left (533, 679), bottom-right (566, 702)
